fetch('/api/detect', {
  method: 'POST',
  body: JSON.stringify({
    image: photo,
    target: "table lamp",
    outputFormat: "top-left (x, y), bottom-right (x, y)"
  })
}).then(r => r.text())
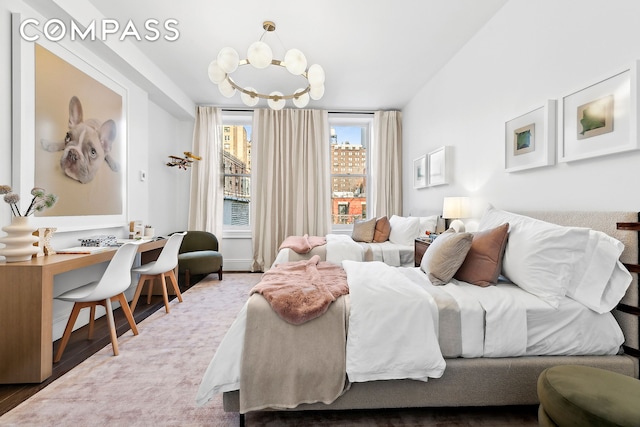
top-left (442, 197), bottom-right (471, 232)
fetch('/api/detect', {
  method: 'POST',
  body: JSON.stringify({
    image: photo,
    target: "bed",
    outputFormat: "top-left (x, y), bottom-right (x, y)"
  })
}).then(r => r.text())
top-left (196, 209), bottom-right (640, 424)
top-left (272, 215), bottom-right (440, 268)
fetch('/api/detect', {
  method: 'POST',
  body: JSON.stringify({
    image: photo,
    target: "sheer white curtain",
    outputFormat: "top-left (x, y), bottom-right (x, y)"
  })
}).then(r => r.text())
top-left (251, 109), bottom-right (331, 271)
top-left (370, 110), bottom-right (403, 217)
top-left (188, 106), bottom-right (223, 239)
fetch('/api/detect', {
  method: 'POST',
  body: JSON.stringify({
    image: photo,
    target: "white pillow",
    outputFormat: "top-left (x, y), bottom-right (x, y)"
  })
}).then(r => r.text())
top-left (479, 206), bottom-right (590, 308)
top-left (418, 215), bottom-right (439, 236)
top-left (567, 229), bottom-right (631, 313)
top-left (388, 215), bottom-right (420, 246)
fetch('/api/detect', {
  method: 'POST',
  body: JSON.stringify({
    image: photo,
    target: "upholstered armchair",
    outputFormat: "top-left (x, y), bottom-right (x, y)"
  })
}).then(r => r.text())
top-left (177, 231), bottom-right (223, 287)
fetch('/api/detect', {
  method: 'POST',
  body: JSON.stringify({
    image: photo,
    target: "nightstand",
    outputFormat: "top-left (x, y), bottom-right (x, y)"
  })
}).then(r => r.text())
top-left (414, 238), bottom-right (430, 267)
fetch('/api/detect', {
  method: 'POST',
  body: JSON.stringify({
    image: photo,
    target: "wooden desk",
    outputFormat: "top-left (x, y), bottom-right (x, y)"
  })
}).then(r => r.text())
top-left (0, 239), bottom-right (166, 384)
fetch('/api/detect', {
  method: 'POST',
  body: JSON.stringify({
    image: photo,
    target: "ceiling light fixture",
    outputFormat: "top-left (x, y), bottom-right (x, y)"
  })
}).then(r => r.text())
top-left (207, 20), bottom-right (325, 110)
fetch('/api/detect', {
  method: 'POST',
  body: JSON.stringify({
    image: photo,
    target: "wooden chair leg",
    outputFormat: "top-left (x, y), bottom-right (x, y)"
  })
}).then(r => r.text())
top-left (167, 270), bottom-right (183, 303)
top-left (88, 304), bottom-right (96, 339)
top-left (130, 275), bottom-right (148, 313)
top-left (218, 269), bottom-right (223, 280)
top-left (160, 273), bottom-right (170, 313)
top-left (116, 293), bottom-right (138, 336)
top-left (54, 303), bottom-right (83, 363)
top-left (146, 277), bottom-right (154, 305)
top-left (104, 298), bottom-right (119, 356)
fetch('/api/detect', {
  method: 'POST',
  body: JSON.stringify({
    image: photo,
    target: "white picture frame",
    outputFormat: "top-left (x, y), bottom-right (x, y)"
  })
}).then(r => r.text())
top-left (11, 13), bottom-right (128, 231)
top-left (427, 146), bottom-right (449, 187)
top-left (505, 100), bottom-right (557, 172)
top-left (558, 62), bottom-right (639, 162)
top-left (413, 155), bottom-right (427, 188)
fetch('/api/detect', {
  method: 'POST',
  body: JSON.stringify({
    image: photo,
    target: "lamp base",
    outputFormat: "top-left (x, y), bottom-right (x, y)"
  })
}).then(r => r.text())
top-left (448, 219), bottom-right (465, 233)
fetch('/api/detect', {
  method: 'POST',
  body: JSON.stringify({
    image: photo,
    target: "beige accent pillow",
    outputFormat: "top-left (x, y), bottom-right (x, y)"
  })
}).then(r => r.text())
top-left (454, 223), bottom-right (509, 287)
top-left (352, 217), bottom-right (377, 243)
top-left (373, 216), bottom-right (391, 242)
top-left (420, 229), bottom-right (473, 285)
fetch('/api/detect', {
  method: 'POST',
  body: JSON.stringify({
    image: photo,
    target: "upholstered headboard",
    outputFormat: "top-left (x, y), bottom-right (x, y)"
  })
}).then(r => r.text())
top-left (520, 211), bottom-right (639, 357)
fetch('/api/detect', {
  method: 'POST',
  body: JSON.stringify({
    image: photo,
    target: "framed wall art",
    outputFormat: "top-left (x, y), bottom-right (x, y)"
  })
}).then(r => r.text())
top-left (427, 146), bottom-right (449, 187)
top-left (12, 13), bottom-right (128, 231)
top-left (413, 155), bottom-right (427, 188)
top-left (558, 62), bottom-right (639, 162)
top-left (504, 100), bottom-right (557, 172)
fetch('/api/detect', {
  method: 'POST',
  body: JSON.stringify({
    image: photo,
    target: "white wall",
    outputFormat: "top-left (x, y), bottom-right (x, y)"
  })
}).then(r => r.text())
top-left (147, 101), bottom-right (191, 235)
top-left (403, 0), bottom-right (640, 219)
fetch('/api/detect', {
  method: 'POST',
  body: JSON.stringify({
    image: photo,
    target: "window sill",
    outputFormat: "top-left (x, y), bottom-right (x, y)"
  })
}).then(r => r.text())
top-left (222, 229), bottom-right (252, 239)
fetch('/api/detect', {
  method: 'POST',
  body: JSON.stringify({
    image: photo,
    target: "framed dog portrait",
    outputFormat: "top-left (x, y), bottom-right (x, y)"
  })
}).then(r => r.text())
top-left (12, 14), bottom-right (127, 231)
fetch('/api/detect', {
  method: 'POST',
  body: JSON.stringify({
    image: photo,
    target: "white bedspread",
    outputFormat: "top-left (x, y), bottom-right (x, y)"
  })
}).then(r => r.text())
top-left (361, 240), bottom-right (400, 267)
top-left (326, 234), bottom-right (364, 264)
top-left (343, 260), bottom-right (445, 382)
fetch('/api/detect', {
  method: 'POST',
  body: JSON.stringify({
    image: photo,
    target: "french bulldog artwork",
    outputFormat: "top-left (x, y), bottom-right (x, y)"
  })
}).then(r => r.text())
top-left (41, 96), bottom-right (119, 184)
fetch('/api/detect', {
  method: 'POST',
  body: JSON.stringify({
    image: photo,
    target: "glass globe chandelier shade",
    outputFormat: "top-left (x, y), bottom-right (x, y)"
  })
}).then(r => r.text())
top-left (218, 78), bottom-right (236, 98)
top-left (267, 91), bottom-right (286, 110)
top-left (309, 85), bottom-right (325, 100)
top-left (217, 47), bottom-right (240, 74)
top-left (307, 64), bottom-right (325, 86)
top-left (247, 41), bottom-right (273, 69)
top-left (209, 21), bottom-right (325, 109)
top-left (284, 49), bottom-right (307, 75)
top-left (207, 60), bottom-right (226, 84)
top-left (292, 88), bottom-right (310, 108)
top-left (240, 87), bottom-right (260, 107)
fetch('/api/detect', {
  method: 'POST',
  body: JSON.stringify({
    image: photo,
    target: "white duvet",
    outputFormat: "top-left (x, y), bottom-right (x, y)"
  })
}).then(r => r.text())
top-left (343, 260), bottom-right (445, 382)
top-left (195, 264), bottom-right (624, 407)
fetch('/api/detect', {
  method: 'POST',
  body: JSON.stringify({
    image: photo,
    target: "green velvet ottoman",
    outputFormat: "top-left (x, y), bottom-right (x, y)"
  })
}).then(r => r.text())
top-left (537, 365), bottom-right (640, 427)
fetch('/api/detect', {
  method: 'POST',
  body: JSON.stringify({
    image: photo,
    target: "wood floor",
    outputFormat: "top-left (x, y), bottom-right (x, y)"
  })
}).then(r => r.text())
top-left (0, 293), bottom-right (172, 416)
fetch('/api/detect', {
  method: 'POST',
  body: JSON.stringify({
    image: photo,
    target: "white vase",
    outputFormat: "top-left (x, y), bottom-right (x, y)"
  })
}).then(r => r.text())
top-left (0, 216), bottom-right (39, 262)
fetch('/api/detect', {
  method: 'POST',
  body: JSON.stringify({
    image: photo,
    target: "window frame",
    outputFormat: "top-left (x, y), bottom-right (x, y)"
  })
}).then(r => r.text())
top-left (328, 113), bottom-right (373, 233)
top-left (221, 111), bottom-right (253, 239)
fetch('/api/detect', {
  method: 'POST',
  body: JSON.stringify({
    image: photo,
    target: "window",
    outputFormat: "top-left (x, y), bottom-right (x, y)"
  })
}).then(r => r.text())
top-left (221, 112), bottom-right (371, 234)
top-left (329, 114), bottom-right (372, 228)
top-left (222, 112), bottom-right (252, 233)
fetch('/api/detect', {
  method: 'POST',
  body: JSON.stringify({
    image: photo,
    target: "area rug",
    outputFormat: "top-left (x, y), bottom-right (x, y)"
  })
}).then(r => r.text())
top-left (0, 273), bottom-right (537, 427)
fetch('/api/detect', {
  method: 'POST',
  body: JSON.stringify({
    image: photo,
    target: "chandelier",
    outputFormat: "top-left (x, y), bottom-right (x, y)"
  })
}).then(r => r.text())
top-left (207, 21), bottom-right (325, 110)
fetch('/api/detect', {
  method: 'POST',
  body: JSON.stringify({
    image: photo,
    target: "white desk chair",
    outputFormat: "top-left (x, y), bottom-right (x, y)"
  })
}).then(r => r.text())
top-left (130, 232), bottom-right (186, 314)
top-left (54, 242), bottom-right (139, 363)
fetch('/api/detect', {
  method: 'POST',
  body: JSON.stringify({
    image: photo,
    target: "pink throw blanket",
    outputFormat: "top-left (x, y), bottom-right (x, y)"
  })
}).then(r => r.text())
top-left (250, 255), bottom-right (349, 325)
top-left (278, 234), bottom-right (326, 254)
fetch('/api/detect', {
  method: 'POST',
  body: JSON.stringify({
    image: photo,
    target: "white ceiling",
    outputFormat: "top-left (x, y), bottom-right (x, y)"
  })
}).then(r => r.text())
top-left (84, 0), bottom-right (507, 112)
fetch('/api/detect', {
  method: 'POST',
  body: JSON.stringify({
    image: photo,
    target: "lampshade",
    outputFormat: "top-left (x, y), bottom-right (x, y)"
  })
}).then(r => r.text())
top-left (442, 197), bottom-right (471, 219)
top-left (208, 21), bottom-right (325, 109)
top-left (442, 197), bottom-right (471, 232)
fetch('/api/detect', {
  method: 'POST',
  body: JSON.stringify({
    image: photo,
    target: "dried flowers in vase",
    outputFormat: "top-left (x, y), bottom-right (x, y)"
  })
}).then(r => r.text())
top-left (0, 185), bottom-right (58, 216)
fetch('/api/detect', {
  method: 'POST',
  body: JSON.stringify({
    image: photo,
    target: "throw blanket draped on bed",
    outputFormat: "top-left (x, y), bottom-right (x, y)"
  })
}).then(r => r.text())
top-left (250, 255), bottom-right (349, 325)
top-left (239, 293), bottom-right (349, 413)
top-left (278, 234), bottom-right (326, 254)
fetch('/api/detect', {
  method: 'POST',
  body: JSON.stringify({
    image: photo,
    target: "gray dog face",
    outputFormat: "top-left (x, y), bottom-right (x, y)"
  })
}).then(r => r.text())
top-left (42, 96), bottom-right (119, 184)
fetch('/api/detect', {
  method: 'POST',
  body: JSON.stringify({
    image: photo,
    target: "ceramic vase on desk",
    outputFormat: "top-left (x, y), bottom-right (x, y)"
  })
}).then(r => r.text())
top-left (0, 216), bottom-right (39, 262)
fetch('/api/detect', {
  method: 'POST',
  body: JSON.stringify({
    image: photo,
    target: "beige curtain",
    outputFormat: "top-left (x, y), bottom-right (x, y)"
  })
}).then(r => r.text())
top-left (251, 109), bottom-right (331, 271)
top-left (188, 106), bottom-right (223, 239)
top-left (371, 110), bottom-right (403, 217)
